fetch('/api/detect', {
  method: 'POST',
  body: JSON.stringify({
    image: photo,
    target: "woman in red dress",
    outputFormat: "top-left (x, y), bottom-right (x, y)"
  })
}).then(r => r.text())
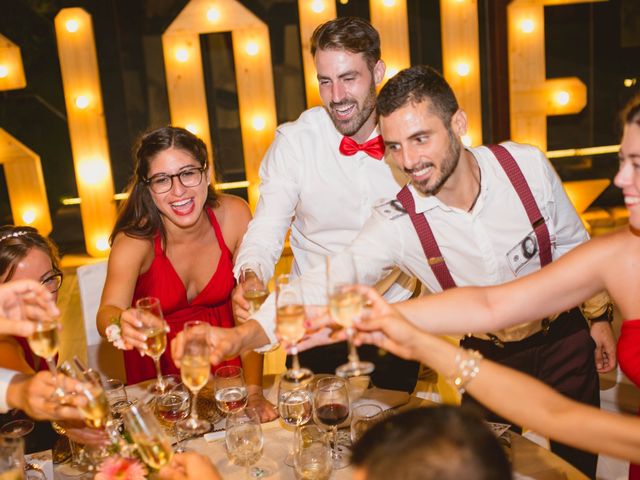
top-left (97, 126), bottom-right (276, 421)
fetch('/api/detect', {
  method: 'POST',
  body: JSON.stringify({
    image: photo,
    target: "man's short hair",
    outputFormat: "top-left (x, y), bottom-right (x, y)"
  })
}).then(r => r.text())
top-left (377, 65), bottom-right (459, 125)
top-left (310, 17), bottom-right (381, 70)
top-left (352, 406), bottom-right (512, 480)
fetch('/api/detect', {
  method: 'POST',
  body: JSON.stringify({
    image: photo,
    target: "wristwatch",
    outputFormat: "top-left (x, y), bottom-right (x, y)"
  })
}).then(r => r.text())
top-left (589, 303), bottom-right (614, 324)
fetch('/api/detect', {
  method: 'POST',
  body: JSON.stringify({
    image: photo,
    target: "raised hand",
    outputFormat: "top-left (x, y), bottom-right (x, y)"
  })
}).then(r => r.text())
top-left (0, 280), bottom-right (60, 336)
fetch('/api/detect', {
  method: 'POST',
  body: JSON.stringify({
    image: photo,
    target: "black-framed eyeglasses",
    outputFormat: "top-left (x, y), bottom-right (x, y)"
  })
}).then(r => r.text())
top-left (143, 167), bottom-right (207, 194)
top-left (41, 269), bottom-right (63, 294)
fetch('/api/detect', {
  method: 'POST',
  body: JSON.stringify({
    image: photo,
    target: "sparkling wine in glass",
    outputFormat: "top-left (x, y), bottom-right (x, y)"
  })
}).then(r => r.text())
top-left (312, 376), bottom-right (350, 469)
top-left (176, 321), bottom-right (211, 436)
top-left (214, 365), bottom-right (248, 414)
top-left (326, 254), bottom-right (374, 378)
top-left (276, 274), bottom-right (313, 383)
top-left (123, 404), bottom-right (174, 470)
top-left (225, 407), bottom-right (264, 478)
top-left (278, 374), bottom-right (313, 466)
top-left (27, 316), bottom-right (63, 397)
top-left (293, 425), bottom-right (332, 480)
top-left (135, 296), bottom-right (168, 394)
top-left (241, 265), bottom-right (269, 316)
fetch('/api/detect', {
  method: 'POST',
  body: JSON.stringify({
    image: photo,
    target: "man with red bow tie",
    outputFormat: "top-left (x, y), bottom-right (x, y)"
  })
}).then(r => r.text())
top-left (232, 17), bottom-right (419, 392)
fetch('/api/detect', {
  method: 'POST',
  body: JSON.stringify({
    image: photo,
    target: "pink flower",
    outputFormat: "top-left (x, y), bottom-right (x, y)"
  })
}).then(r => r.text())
top-left (95, 455), bottom-right (148, 480)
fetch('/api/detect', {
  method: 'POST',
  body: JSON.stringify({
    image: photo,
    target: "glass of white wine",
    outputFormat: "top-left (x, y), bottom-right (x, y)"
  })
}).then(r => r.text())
top-left (278, 373), bottom-right (313, 466)
top-left (293, 425), bottom-right (332, 480)
top-left (176, 321), bottom-right (211, 436)
top-left (27, 314), bottom-right (61, 388)
top-left (0, 437), bottom-right (25, 480)
top-left (225, 407), bottom-right (264, 478)
top-left (327, 254), bottom-right (374, 378)
top-left (135, 296), bottom-right (169, 394)
top-left (240, 265), bottom-right (269, 316)
top-left (123, 404), bottom-right (174, 470)
top-left (276, 274), bottom-right (313, 382)
top-left (214, 365), bottom-right (248, 415)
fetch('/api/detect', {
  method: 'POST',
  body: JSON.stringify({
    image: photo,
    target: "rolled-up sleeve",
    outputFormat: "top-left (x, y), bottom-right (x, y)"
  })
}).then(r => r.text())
top-left (234, 132), bottom-right (302, 283)
top-left (0, 368), bottom-right (18, 413)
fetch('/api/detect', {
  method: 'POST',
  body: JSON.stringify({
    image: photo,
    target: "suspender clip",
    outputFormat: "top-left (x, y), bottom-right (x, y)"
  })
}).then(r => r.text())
top-left (428, 256), bottom-right (445, 266)
top-left (532, 217), bottom-right (545, 229)
top-left (486, 333), bottom-right (505, 348)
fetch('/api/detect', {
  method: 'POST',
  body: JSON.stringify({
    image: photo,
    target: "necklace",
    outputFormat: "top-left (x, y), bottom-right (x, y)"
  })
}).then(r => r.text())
top-left (467, 165), bottom-right (482, 213)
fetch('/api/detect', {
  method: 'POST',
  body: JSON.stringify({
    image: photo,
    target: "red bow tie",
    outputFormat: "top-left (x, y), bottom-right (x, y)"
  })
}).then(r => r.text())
top-left (339, 135), bottom-right (385, 160)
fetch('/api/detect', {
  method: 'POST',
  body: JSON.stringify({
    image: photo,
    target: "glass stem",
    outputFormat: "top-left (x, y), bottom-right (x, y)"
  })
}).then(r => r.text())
top-left (46, 358), bottom-right (64, 398)
top-left (331, 425), bottom-right (339, 459)
top-left (190, 391), bottom-right (199, 422)
top-left (154, 357), bottom-right (165, 393)
top-left (346, 329), bottom-right (359, 364)
top-left (291, 345), bottom-right (301, 372)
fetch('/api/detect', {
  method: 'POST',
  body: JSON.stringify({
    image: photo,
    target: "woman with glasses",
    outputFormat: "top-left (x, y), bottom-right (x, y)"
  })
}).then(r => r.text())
top-left (97, 126), bottom-right (276, 422)
top-left (0, 225), bottom-right (106, 452)
top-left (0, 225), bottom-right (63, 374)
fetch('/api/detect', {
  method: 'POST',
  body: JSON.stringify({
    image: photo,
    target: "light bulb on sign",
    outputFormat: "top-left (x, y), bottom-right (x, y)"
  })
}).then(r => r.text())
top-left (21, 210), bottom-right (36, 225)
top-left (175, 48), bottom-right (189, 63)
top-left (554, 91), bottom-right (570, 106)
top-left (520, 19), bottom-right (534, 34)
top-left (252, 116), bottom-right (266, 131)
top-left (95, 237), bottom-right (110, 252)
top-left (461, 134), bottom-right (472, 147)
top-left (185, 124), bottom-right (198, 135)
top-left (75, 95), bottom-right (90, 109)
top-left (382, 0), bottom-right (396, 6)
top-left (206, 7), bottom-right (220, 22)
top-left (0, 65), bottom-right (8, 78)
top-left (339, 0), bottom-right (348, 4)
top-left (245, 41), bottom-right (259, 56)
top-left (79, 158), bottom-right (109, 185)
top-left (65, 19), bottom-right (79, 33)
top-left (311, 0), bottom-right (325, 13)
top-left (455, 62), bottom-right (470, 77)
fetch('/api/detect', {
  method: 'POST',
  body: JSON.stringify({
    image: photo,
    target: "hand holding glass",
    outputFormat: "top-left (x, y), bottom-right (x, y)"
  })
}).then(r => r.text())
top-left (135, 296), bottom-right (168, 394)
top-left (241, 266), bottom-right (269, 315)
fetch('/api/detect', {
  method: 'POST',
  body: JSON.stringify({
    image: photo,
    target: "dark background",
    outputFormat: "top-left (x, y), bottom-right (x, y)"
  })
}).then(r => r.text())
top-left (0, 0), bottom-right (638, 253)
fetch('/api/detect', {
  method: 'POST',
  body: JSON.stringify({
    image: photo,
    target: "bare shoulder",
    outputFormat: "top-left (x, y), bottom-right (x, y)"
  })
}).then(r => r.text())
top-left (109, 232), bottom-right (154, 269)
top-left (214, 194), bottom-right (252, 253)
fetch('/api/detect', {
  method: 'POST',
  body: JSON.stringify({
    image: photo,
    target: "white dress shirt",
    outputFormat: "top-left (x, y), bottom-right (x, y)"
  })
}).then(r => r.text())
top-left (0, 368), bottom-right (18, 413)
top-left (252, 142), bottom-right (591, 344)
top-left (235, 107), bottom-right (415, 350)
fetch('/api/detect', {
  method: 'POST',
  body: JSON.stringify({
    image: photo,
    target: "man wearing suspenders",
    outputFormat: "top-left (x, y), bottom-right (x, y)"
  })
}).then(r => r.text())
top-left (245, 65), bottom-right (613, 477)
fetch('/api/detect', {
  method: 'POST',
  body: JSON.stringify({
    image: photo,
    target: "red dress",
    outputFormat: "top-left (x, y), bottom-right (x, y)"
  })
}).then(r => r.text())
top-left (123, 206), bottom-right (242, 385)
top-left (618, 319), bottom-right (640, 480)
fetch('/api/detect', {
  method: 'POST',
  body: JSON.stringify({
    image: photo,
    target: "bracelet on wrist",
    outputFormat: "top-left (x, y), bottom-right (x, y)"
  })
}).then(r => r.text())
top-left (105, 314), bottom-right (127, 350)
top-left (449, 349), bottom-right (483, 394)
top-left (589, 303), bottom-right (614, 324)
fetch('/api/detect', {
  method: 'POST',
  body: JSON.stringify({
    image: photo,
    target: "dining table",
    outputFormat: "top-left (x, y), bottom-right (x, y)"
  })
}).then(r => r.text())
top-left (28, 375), bottom-right (588, 480)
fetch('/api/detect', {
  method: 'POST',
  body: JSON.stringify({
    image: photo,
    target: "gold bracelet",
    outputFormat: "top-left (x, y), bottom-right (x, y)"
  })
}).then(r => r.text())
top-left (51, 421), bottom-right (66, 435)
top-left (449, 349), bottom-right (483, 394)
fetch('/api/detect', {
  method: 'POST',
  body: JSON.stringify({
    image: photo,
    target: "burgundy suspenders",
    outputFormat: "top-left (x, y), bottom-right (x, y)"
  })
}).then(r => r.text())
top-left (395, 144), bottom-right (552, 291)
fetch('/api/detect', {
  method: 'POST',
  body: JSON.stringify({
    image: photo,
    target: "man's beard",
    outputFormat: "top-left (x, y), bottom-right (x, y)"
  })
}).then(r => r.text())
top-left (411, 129), bottom-right (462, 195)
top-left (327, 84), bottom-right (377, 137)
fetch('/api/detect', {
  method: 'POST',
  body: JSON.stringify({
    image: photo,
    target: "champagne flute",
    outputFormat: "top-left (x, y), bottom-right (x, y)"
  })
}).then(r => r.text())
top-left (214, 365), bottom-right (248, 414)
top-left (240, 265), bottom-right (269, 316)
top-left (176, 321), bottom-right (211, 436)
top-left (278, 373), bottom-right (313, 466)
top-left (293, 425), bottom-right (332, 480)
top-left (26, 313), bottom-right (63, 398)
top-left (136, 296), bottom-right (168, 394)
top-left (123, 404), bottom-right (174, 470)
top-left (276, 274), bottom-right (313, 382)
top-left (225, 407), bottom-right (264, 478)
top-left (326, 254), bottom-right (374, 378)
top-left (312, 376), bottom-right (350, 469)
